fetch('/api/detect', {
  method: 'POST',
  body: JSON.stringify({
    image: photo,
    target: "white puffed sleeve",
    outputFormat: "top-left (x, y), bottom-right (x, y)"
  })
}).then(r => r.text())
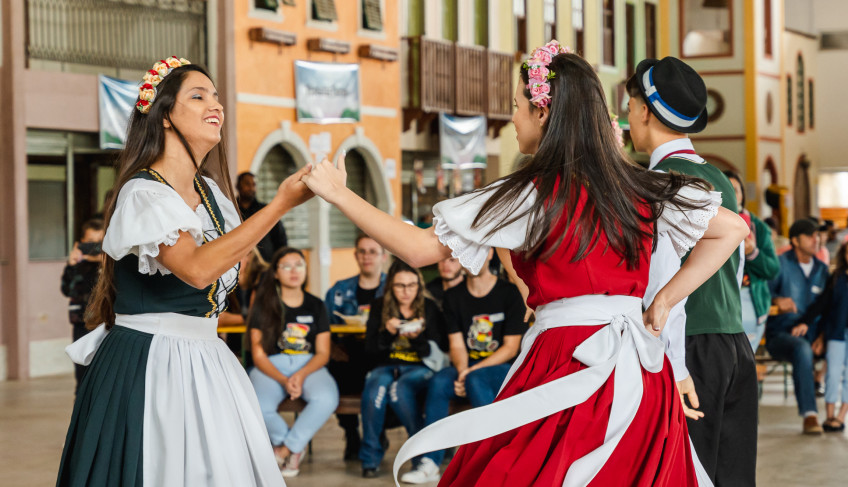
top-left (102, 179), bottom-right (204, 276)
top-left (202, 176), bottom-right (242, 232)
top-left (432, 182), bottom-right (536, 275)
top-left (656, 183), bottom-right (723, 258)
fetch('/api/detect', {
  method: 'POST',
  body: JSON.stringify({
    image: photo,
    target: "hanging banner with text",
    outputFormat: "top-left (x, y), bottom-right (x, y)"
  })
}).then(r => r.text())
top-left (294, 61), bottom-right (360, 123)
top-left (98, 74), bottom-right (138, 150)
top-left (439, 113), bottom-right (487, 169)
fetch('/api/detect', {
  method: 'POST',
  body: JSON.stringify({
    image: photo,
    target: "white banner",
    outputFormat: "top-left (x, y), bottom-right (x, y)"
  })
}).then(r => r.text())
top-left (294, 61), bottom-right (360, 124)
top-left (439, 113), bottom-right (487, 169)
top-left (98, 75), bottom-right (138, 150)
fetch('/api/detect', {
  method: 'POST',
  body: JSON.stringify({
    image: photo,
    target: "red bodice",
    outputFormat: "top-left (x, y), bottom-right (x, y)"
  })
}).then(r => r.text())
top-left (510, 187), bottom-right (653, 309)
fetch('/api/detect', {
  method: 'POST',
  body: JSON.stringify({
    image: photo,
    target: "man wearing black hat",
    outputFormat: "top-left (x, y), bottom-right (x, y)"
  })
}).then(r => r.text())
top-left (627, 57), bottom-right (757, 485)
top-left (766, 218), bottom-right (829, 434)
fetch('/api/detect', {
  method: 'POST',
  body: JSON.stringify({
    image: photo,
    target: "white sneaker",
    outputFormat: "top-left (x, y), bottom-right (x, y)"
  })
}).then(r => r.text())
top-left (281, 449), bottom-right (306, 477)
top-left (400, 457), bottom-right (441, 484)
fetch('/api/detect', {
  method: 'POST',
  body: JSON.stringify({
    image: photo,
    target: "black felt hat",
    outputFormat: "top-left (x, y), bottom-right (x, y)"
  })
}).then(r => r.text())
top-left (634, 57), bottom-right (708, 134)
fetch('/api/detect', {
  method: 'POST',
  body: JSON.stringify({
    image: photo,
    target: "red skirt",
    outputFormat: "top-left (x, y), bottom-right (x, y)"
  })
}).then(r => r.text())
top-left (438, 325), bottom-right (699, 487)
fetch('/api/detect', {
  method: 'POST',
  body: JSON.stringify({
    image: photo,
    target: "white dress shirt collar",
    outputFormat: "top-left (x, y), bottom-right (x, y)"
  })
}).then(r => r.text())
top-left (649, 138), bottom-right (702, 170)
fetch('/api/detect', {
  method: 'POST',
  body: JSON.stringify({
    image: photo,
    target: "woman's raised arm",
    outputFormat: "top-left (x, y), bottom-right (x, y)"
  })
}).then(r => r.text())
top-left (302, 156), bottom-right (452, 268)
top-left (157, 165), bottom-right (313, 289)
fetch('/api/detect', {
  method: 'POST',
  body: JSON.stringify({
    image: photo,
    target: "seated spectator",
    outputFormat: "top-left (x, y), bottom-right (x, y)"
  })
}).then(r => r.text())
top-left (724, 171), bottom-right (780, 351)
top-left (325, 234), bottom-right (388, 460)
top-left (402, 249), bottom-right (526, 484)
top-left (360, 260), bottom-right (446, 478)
top-left (425, 256), bottom-right (464, 307)
top-left (766, 218), bottom-right (829, 434)
top-left (249, 248), bottom-right (339, 477)
top-left (798, 242), bottom-right (848, 432)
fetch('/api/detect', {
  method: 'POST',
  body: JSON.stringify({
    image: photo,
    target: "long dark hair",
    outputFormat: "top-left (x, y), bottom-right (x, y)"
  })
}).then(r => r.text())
top-left (473, 53), bottom-right (710, 269)
top-left (249, 247), bottom-right (308, 353)
top-left (86, 64), bottom-right (236, 329)
top-left (381, 260), bottom-right (426, 330)
top-left (723, 170), bottom-right (745, 208)
top-left (833, 243), bottom-right (848, 287)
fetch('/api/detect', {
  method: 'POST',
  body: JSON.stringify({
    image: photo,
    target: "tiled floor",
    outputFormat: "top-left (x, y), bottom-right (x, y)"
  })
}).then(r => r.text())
top-left (2, 371), bottom-right (846, 486)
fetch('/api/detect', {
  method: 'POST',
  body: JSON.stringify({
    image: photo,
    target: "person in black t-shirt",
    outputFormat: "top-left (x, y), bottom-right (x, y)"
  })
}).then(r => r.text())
top-left (60, 218), bottom-right (105, 393)
top-left (237, 172), bottom-right (288, 261)
top-left (324, 234), bottom-right (388, 459)
top-left (359, 260), bottom-right (446, 478)
top-left (425, 256), bottom-right (464, 307)
top-left (401, 249), bottom-right (526, 483)
top-left (248, 248), bottom-right (339, 477)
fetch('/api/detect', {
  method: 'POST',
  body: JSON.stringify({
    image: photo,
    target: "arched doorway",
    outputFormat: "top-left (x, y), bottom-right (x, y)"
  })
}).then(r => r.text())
top-left (256, 144), bottom-right (311, 249)
top-left (328, 148), bottom-right (379, 248)
top-left (793, 156), bottom-right (811, 221)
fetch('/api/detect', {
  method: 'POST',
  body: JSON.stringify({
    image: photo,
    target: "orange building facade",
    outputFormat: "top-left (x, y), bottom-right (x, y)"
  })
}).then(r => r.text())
top-left (232, 0), bottom-right (402, 294)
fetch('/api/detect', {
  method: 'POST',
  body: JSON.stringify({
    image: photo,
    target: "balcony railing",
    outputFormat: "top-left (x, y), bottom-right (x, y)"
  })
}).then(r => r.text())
top-left (26, 0), bottom-right (207, 71)
top-left (405, 36), bottom-right (514, 133)
top-left (455, 44), bottom-right (486, 116)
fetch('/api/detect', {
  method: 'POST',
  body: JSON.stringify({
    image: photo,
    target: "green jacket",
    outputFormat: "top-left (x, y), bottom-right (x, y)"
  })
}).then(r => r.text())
top-left (744, 212), bottom-right (780, 318)
top-left (654, 156), bottom-right (743, 336)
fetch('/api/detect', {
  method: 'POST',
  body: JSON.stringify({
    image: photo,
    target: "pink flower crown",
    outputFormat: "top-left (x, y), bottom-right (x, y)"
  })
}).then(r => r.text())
top-left (522, 40), bottom-right (573, 108)
top-left (136, 56), bottom-right (191, 114)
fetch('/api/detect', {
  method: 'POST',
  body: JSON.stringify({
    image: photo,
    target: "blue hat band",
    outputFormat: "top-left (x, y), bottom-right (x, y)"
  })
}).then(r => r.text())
top-left (642, 67), bottom-right (700, 128)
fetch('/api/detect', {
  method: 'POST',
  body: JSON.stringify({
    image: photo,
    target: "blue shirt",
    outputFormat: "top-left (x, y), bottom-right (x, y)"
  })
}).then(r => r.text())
top-left (767, 251), bottom-right (829, 338)
top-left (324, 274), bottom-right (386, 324)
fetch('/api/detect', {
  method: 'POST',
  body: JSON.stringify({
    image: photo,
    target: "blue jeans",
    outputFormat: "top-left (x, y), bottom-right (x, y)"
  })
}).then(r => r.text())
top-left (359, 364), bottom-right (433, 469)
top-left (741, 288), bottom-right (765, 352)
top-left (825, 334), bottom-right (848, 405)
top-left (249, 353), bottom-right (339, 453)
top-left (766, 332), bottom-right (817, 415)
top-left (421, 362), bottom-right (511, 465)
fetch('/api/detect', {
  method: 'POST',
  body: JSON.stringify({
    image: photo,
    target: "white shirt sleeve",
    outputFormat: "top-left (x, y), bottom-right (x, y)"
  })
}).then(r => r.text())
top-left (649, 182), bottom-right (723, 381)
top-left (656, 183), bottom-right (723, 258)
top-left (102, 179), bottom-right (204, 276)
top-left (431, 181), bottom-right (535, 275)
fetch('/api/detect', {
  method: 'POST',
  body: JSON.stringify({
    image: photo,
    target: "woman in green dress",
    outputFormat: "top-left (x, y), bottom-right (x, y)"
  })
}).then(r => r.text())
top-left (57, 58), bottom-right (312, 487)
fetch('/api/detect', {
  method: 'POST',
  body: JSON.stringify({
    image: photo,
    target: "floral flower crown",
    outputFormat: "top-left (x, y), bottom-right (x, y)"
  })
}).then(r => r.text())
top-left (136, 56), bottom-right (191, 114)
top-left (522, 40), bottom-right (573, 108)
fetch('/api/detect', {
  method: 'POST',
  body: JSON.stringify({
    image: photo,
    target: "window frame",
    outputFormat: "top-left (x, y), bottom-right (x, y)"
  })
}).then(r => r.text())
top-left (678, 0), bottom-right (735, 59)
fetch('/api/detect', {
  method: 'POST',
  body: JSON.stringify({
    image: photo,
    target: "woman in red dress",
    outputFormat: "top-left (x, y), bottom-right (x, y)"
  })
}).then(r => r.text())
top-left (301, 42), bottom-right (748, 486)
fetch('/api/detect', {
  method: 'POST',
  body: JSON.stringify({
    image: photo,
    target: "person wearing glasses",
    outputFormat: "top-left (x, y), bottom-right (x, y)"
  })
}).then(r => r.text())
top-left (325, 233), bottom-right (388, 459)
top-left (359, 260), bottom-right (446, 478)
top-left (249, 247), bottom-right (339, 477)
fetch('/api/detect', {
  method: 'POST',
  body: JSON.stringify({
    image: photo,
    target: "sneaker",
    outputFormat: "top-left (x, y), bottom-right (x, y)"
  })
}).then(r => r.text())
top-left (815, 381), bottom-right (825, 398)
top-left (362, 467), bottom-right (379, 478)
top-left (400, 458), bottom-right (441, 484)
top-left (281, 450), bottom-right (306, 477)
top-left (803, 416), bottom-right (824, 435)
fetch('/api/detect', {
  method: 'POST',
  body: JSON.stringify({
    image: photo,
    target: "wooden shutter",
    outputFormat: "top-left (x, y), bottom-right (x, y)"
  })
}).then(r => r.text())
top-left (313, 0), bottom-right (338, 21)
top-left (363, 0), bottom-right (383, 31)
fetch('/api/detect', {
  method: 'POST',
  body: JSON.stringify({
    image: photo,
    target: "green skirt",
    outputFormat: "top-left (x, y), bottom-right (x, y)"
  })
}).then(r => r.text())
top-left (56, 326), bottom-right (151, 487)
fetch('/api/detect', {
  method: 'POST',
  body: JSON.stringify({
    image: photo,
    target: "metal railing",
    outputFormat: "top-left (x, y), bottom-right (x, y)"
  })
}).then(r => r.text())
top-left (26, 0), bottom-right (207, 70)
top-left (455, 44), bottom-right (486, 116)
top-left (487, 50), bottom-right (513, 120)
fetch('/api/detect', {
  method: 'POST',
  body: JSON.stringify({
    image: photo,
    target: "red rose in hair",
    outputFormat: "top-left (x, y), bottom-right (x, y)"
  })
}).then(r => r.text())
top-left (142, 83), bottom-right (153, 90)
top-left (138, 100), bottom-right (149, 107)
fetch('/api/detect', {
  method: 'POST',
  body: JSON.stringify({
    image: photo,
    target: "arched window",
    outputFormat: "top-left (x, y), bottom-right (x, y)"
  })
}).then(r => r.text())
top-left (793, 156), bottom-right (811, 221)
top-left (797, 54), bottom-right (805, 132)
top-left (329, 148), bottom-right (378, 247)
top-left (256, 145), bottom-right (311, 248)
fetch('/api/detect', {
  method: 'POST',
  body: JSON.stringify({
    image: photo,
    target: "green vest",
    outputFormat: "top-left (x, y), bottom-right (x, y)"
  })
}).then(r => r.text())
top-left (113, 170), bottom-right (231, 318)
top-left (654, 156), bottom-right (743, 336)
